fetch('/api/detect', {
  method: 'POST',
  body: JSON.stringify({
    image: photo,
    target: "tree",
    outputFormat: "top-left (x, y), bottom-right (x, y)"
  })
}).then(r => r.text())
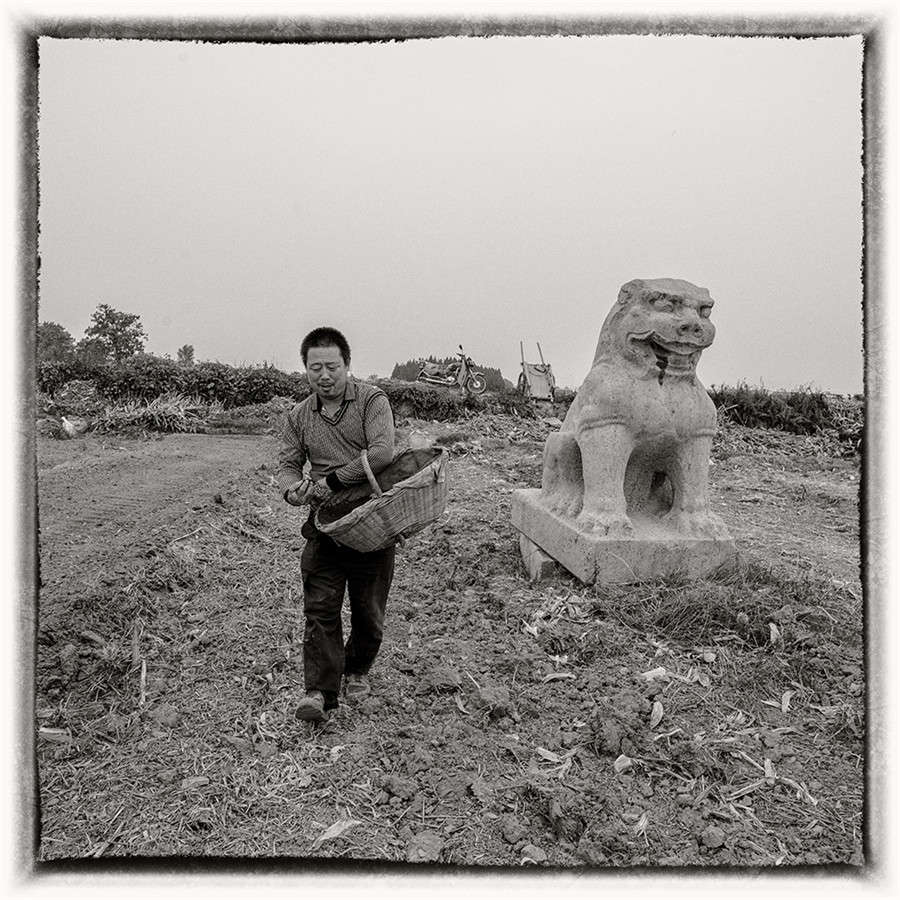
top-left (177, 344), bottom-right (195, 366)
top-left (83, 303), bottom-right (147, 364)
top-left (37, 321), bottom-right (75, 363)
top-left (74, 336), bottom-right (109, 366)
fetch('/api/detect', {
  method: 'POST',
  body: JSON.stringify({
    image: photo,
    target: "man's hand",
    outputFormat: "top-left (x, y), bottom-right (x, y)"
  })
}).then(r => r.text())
top-left (307, 480), bottom-right (333, 505)
top-left (284, 478), bottom-right (310, 506)
top-left (284, 478), bottom-right (333, 507)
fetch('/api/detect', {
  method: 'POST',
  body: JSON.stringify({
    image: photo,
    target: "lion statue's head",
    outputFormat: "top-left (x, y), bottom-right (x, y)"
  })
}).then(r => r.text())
top-left (592, 278), bottom-right (717, 381)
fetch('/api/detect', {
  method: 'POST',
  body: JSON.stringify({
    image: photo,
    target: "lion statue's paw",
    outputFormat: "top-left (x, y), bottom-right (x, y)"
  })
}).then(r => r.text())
top-left (576, 508), bottom-right (635, 538)
top-left (662, 510), bottom-right (730, 541)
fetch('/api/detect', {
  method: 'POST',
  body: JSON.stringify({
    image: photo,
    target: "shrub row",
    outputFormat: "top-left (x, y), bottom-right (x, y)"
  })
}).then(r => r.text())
top-left (373, 379), bottom-right (537, 421)
top-left (38, 358), bottom-right (861, 438)
top-left (38, 357), bottom-right (311, 408)
top-left (37, 354), bottom-right (538, 422)
top-left (708, 383), bottom-right (862, 439)
top-left (372, 379), bottom-right (465, 420)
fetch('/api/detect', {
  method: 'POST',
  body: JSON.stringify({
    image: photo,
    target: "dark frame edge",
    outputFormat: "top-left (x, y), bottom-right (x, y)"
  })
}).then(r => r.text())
top-left (17, 12), bottom-right (885, 883)
top-left (17, 19), bottom-right (40, 884)
top-left (24, 13), bottom-right (879, 42)
top-left (859, 11), bottom-right (888, 891)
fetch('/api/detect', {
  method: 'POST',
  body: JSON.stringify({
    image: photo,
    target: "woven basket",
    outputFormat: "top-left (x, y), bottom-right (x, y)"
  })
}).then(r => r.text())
top-left (314, 447), bottom-right (448, 552)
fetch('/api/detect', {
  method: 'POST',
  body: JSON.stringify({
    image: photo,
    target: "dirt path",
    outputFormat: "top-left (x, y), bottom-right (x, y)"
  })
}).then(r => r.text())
top-left (36, 432), bottom-right (268, 705)
top-left (35, 424), bottom-right (863, 867)
top-left (38, 433), bottom-right (264, 555)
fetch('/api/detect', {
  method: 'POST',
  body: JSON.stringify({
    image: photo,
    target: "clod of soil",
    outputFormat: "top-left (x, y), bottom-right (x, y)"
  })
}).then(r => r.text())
top-left (149, 704), bottom-right (181, 727)
top-left (406, 831), bottom-right (443, 863)
top-left (58, 644), bottom-right (78, 682)
top-left (475, 682), bottom-right (513, 718)
top-left (423, 664), bottom-right (462, 693)
top-left (521, 844), bottom-right (548, 864)
top-left (501, 816), bottom-right (527, 844)
top-left (405, 747), bottom-right (435, 775)
top-left (700, 825), bottom-right (726, 850)
top-left (382, 775), bottom-right (417, 800)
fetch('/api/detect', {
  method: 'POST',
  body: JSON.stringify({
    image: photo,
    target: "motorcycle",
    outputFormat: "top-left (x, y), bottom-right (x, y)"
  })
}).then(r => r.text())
top-left (416, 345), bottom-right (488, 395)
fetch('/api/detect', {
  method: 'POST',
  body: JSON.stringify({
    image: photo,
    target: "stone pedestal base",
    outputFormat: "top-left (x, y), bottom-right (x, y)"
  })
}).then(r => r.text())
top-left (511, 489), bottom-right (738, 585)
top-left (519, 534), bottom-right (560, 583)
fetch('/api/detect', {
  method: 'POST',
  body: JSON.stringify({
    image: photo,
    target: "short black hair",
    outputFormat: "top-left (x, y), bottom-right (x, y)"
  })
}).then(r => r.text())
top-left (300, 327), bottom-right (351, 366)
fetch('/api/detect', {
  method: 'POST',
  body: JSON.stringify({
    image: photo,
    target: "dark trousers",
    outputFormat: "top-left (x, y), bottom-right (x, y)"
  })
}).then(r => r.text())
top-left (300, 534), bottom-right (395, 708)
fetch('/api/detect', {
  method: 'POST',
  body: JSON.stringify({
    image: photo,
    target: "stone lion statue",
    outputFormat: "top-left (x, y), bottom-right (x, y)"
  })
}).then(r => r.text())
top-left (541, 277), bottom-right (730, 540)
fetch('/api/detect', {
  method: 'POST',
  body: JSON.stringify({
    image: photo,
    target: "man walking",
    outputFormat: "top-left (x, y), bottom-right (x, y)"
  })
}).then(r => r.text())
top-left (277, 327), bottom-right (396, 722)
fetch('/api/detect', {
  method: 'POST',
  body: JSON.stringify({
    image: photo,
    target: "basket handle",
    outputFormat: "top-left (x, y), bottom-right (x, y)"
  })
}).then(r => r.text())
top-left (360, 450), bottom-right (383, 497)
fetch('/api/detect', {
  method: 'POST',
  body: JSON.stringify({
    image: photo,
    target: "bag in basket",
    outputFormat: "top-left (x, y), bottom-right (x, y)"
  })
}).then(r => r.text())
top-left (314, 447), bottom-right (448, 552)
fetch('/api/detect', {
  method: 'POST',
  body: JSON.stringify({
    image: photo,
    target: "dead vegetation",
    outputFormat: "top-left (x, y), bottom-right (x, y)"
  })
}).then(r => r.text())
top-left (35, 412), bottom-right (863, 868)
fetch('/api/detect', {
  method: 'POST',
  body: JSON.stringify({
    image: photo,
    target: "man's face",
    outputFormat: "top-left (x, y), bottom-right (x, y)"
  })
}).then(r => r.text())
top-left (306, 344), bottom-right (349, 402)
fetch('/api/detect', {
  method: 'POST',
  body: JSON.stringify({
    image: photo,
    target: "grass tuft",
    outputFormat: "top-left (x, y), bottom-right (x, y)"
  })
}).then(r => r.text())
top-left (93, 394), bottom-right (223, 434)
top-left (589, 561), bottom-right (860, 649)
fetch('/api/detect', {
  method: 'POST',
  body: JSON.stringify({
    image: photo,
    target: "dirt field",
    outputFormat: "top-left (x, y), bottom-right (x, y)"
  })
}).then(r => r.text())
top-left (35, 415), bottom-right (863, 867)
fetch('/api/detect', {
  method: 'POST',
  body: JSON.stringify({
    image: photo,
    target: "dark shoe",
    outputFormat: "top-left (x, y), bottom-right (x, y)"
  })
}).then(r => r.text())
top-left (295, 690), bottom-right (326, 722)
top-left (345, 673), bottom-right (371, 701)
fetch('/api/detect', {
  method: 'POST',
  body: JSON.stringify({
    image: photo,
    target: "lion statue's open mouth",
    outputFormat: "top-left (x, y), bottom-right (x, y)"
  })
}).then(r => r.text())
top-left (629, 331), bottom-right (710, 378)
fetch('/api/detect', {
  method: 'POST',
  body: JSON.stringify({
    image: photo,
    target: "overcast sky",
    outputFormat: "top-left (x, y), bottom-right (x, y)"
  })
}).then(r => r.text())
top-left (36, 33), bottom-right (863, 393)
